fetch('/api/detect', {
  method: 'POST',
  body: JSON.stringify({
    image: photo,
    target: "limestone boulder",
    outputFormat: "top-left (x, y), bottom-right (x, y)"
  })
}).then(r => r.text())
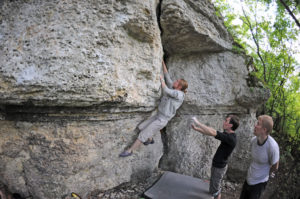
top-left (0, 117), bottom-right (163, 199)
top-left (161, 0), bottom-right (233, 55)
top-left (0, 0), bottom-right (164, 198)
top-left (0, 0), bottom-right (162, 107)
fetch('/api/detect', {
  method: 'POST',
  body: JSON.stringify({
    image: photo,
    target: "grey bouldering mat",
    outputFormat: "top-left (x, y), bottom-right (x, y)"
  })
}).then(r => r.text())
top-left (144, 171), bottom-right (211, 199)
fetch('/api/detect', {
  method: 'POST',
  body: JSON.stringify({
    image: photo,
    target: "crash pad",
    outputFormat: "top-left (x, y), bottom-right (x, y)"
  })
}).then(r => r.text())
top-left (143, 171), bottom-right (211, 199)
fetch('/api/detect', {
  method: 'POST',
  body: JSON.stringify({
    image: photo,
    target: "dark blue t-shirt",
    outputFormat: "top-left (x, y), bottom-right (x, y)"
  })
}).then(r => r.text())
top-left (212, 131), bottom-right (237, 168)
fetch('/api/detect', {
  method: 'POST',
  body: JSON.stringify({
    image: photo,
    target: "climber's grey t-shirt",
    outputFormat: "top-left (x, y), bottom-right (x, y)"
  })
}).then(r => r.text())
top-left (246, 136), bottom-right (280, 185)
top-left (158, 73), bottom-right (185, 121)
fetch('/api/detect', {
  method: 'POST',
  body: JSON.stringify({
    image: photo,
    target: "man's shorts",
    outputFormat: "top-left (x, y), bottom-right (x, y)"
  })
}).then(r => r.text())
top-left (137, 115), bottom-right (168, 143)
top-left (209, 165), bottom-right (227, 198)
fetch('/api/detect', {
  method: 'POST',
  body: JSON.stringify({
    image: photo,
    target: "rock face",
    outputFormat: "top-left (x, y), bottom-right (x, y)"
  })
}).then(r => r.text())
top-left (161, 0), bottom-right (233, 55)
top-left (0, 0), bottom-right (269, 198)
top-left (0, 0), bottom-right (162, 107)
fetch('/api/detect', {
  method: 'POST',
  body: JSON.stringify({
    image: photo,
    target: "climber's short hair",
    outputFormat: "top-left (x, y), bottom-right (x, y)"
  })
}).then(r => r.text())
top-left (179, 79), bottom-right (188, 93)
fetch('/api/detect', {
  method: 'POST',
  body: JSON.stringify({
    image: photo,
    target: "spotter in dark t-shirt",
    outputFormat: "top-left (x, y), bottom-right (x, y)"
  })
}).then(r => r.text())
top-left (212, 131), bottom-right (237, 168)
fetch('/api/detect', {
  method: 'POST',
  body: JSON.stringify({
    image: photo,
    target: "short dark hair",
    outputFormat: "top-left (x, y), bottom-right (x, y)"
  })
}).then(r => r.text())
top-left (228, 114), bottom-right (240, 131)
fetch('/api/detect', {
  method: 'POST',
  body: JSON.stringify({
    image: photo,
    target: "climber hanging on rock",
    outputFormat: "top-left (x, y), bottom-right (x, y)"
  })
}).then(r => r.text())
top-left (119, 60), bottom-right (188, 157)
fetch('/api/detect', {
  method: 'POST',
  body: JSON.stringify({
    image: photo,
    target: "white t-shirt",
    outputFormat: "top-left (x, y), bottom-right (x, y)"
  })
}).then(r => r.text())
top-left (246, 136), bottom-right (280, 185)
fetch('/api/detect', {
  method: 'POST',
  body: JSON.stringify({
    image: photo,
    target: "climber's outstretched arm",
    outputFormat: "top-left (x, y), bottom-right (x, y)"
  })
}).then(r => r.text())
top-left (162, 61), bottom-right (173, 88)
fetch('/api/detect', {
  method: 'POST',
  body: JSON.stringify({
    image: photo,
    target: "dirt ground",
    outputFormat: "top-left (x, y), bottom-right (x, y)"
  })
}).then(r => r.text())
top-left (221, 181), bottom-right (243, 199)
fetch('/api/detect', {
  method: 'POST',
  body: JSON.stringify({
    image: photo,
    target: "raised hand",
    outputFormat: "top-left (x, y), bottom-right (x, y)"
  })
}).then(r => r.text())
top-left (162, 60), bottom-right (168, 73)
top-left (160, 75), bottom-right (166, 88)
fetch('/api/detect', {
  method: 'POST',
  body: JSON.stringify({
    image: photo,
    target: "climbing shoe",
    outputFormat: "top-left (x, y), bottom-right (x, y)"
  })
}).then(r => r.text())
top-left (143, 139), bottom-right (154, 145)
top-left (119, 151), bottom-right (132, 157)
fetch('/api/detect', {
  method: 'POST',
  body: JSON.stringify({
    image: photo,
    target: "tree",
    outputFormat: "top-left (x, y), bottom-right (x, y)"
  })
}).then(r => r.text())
top-left (264, 0), bottom-right (300, 29)
top-left (213, 0), bottom-right (299, 134)
top-left (213, 0), bottom-right (300, 198)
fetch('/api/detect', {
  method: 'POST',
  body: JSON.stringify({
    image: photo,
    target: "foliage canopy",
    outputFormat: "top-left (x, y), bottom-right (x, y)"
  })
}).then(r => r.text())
top-left (212, 0), bottom-right (299, 198)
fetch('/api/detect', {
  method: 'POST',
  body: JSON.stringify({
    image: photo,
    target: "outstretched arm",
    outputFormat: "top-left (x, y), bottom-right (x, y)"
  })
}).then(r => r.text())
top-left (162, 61), bottom-right (173, 88)
top-left (162, 60), bottom-right (168, 73)
top-left (191, 117), bottom-right (217, 137)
